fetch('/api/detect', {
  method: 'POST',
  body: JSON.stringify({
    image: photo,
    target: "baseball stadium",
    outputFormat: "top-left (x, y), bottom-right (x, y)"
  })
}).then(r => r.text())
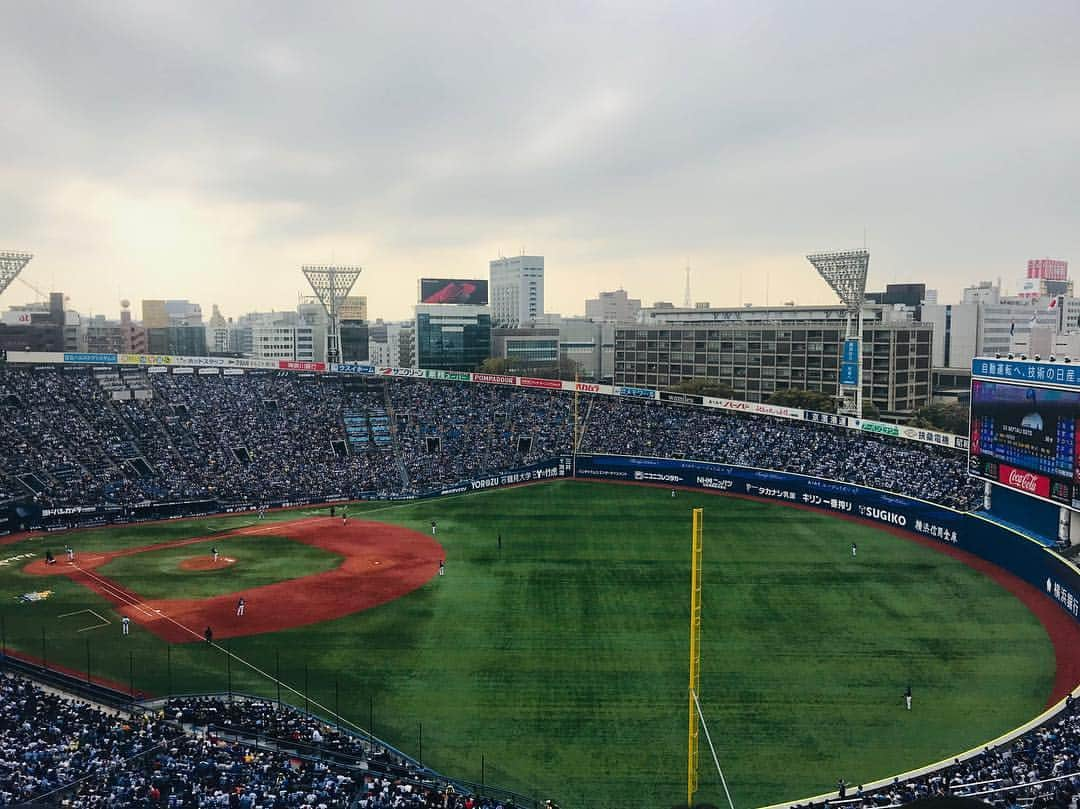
top-left (2, 351), bottom-right (1080, 809)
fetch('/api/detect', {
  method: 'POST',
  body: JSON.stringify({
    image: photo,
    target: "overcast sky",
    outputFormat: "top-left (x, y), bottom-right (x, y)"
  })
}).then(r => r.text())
top-left (2, 1), bottom-right (1077, 321)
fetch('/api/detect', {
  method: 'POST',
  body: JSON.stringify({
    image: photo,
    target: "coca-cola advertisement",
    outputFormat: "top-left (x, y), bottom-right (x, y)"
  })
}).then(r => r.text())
top-left (969, 379), bottom-right (1080, 507)
top-left (971, 380), bottom-right (1079, 479)
top-left (996, 463), bottom-right (1051, 498)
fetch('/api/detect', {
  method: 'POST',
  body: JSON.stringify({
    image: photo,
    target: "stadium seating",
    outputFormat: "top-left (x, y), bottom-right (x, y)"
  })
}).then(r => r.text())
top-left (0, 367), bottom-right (982, 513)
top-left (0, 670), bottom-right (508, 807)
top-left (0, 366), bottom-right (1071, 809)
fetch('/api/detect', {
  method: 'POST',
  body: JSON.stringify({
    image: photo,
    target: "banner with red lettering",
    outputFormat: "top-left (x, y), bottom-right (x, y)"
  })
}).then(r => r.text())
top-left (519, 377), bottom-right (563, 390)
top-left (997, 463), bottom-right (1051, 498)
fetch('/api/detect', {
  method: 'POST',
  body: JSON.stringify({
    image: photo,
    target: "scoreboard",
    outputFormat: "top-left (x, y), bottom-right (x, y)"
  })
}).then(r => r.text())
top-left (969, 374), bottom-right (1080, 508)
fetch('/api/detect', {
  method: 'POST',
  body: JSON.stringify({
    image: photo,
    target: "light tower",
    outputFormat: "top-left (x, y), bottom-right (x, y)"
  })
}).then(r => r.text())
top-left (807, 249), bottom-right (869, 417)
top-left (302, 264), bottom-right (362, 364)
top-left (0, 252), bottom-right (33, 298)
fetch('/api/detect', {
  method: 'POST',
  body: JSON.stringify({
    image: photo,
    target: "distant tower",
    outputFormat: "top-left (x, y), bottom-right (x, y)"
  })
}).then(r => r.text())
top-left (683, 263), bottom-right (692, 308)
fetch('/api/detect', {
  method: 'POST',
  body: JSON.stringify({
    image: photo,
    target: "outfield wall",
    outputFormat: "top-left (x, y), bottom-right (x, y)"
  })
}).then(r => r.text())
top-left (9, 450), bottom-right (1079, 629)
top-left (0, 458), bottom-right (571, 535)
top-left (576, 454), bottom-right (1080, 626)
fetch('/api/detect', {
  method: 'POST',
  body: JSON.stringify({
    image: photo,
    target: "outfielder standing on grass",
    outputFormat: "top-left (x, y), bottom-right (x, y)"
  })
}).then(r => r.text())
top-left (122, 616), bottom-right (130, 636)
top-left (904, 684), bottom-right (912, 710)
top-left (431, 519), bottom-right (437, 536)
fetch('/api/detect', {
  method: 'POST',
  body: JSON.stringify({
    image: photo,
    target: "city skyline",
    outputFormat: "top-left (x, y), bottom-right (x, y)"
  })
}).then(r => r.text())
top-left (3, 1), bottom-right (1077, 320)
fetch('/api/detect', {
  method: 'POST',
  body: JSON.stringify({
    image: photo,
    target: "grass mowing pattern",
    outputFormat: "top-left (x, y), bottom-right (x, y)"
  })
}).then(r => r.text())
top-left (96, 535), bottom-right (343, 601)
top-left (0, 482), bottom-right (1054, 808)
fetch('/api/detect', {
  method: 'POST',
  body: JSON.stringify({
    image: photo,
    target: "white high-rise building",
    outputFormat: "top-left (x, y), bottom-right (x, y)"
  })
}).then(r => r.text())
top-left (490, 255), bottom-right (544, 327)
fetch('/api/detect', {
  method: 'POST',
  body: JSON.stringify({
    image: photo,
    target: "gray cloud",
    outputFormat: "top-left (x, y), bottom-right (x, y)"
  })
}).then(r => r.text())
top-left (1, 0), bottom-right (1077, 320)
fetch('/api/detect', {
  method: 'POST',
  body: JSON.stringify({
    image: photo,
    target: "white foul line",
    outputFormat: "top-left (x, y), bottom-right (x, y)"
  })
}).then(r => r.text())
top-left (57, 608), bottom-right (112, 632)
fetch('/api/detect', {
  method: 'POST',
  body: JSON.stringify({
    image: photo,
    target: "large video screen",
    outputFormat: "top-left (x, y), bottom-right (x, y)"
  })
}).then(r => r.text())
top-left (969, 379), bottom-right (1080, 506)
top-left (419, 279), bottom-right (488, 305)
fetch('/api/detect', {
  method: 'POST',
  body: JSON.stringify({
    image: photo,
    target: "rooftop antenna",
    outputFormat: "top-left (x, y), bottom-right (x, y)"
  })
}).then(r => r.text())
top-left (684, 261), bottom-right (692, 308)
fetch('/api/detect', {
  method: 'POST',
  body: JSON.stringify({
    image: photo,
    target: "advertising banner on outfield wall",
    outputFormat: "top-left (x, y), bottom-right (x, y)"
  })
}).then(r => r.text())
top-left (519, 377), bottom-right (564, 390)
top-left (8, 459), bottom-right (569, 534)
top-left (575, 454), bottom-right (1080, 625)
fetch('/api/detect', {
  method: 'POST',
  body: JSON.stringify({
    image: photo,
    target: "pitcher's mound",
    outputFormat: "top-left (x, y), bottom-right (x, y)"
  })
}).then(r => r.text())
top-left (180, 556), bottom-right (237, 572)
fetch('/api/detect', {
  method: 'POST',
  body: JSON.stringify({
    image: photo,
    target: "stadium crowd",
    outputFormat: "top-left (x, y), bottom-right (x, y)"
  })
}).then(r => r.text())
top-left (579, 398), bottom-right (981, 510)
top-left (0, 366), bottom-right (980, 514)
top-left (3, 665), bottom-right (1080, 808)
top-left (0, 672), bottom-right (512, 808)
top-left (823, 695), bottom-right (1080, 809)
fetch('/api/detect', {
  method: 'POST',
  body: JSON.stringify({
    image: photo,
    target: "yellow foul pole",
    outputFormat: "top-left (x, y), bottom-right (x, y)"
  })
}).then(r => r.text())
top-left (688, 507), bottom-right (703, 806)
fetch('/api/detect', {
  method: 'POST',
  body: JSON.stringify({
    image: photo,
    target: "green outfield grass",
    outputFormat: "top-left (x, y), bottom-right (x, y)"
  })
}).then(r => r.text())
top-left (96, 535), bottom-right (342, 601)
top-left (0, 482), bottom-right (1056, 809)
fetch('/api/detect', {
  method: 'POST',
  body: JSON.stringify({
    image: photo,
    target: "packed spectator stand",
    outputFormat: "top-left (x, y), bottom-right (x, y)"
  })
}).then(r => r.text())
top-left (0, 365), bottom-right (1003, 808)
top-left (0, 366), bottom-right (982, 514)
top-left (0, 670), bottom-right (518, 808)
top-left (3, 665), bottom-right (1080, 808)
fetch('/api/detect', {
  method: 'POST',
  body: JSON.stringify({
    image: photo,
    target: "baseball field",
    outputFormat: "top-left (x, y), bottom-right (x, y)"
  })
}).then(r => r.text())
top-left (0, 480), bottom-right (1067, 808)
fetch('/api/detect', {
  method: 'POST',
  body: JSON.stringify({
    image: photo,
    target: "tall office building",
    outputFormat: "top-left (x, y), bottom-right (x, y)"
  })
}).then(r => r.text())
top-left (490, 256), bottom-right (544, 327)
top-left (585, 289), bottom-right (641, 324)
top-left (616, 303), bottom-right (932, 414)
top-left (415, 304), bottom-right (491, 371)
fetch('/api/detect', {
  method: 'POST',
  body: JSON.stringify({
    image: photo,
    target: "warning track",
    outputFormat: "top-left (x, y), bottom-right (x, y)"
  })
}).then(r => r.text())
top-left (25, 517), bottom-right (443, 643)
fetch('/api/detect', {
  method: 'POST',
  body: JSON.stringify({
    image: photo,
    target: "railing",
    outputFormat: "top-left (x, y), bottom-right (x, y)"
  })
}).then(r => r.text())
top-left (0, 649), bottom-right (136, 709)
top-left (148, 692), bottom-right (543, 809)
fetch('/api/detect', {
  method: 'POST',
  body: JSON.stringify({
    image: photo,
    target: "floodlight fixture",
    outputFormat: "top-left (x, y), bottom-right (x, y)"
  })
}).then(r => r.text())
top-left (806, 249), bottom-right (870, 417)
top-left (0, 252), bottom-right (33, 298)
top-left (806, 249), bottom-right (869, 316)
top-left (302, 264), bottom-right (362, 365)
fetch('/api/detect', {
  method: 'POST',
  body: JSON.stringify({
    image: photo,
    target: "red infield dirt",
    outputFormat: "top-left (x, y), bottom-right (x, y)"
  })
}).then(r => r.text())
top-left (179, 556), bottom-right (237, 571)
top-left (25, 517), bottom-right (443, 643)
